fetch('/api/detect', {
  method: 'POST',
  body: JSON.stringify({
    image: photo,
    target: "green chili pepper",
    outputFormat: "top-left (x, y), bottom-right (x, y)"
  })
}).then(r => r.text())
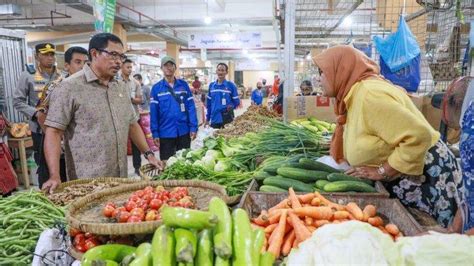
top-left (129, 243), bottom-right (152, 266)
top-left (81, 244), bottom-right (136, 266)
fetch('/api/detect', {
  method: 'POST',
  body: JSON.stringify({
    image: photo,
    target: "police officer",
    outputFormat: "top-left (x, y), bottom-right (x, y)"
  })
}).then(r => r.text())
top-left (150, 56), bottom-right (198, 161)
top-left (13, 43), bottom-right (61, 184)
top-left (206, 63), bottom-right (241, 129)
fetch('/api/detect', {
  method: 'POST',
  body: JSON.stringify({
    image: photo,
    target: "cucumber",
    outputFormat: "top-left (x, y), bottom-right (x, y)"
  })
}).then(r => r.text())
top-left (196, 229), bottom-right (214, 266)
top-left (161, 207), bottom-right (218, 229)
top-left (152, 225), bottom-right (176, 266)
top-left (277, 167), bottom-right (328, 182)
top-left (262, 163), bottom-right (282, 175)
top-left (252, 229), bottom-right (265, 265)
top-left (315, 180), bottom-right (331, 190)
top-left (232, 209), bottom-right (255, 266)
top-left (263, 176), bottom-right (314, 192)
top-left (323, 181), bottom-right (377, 193)
top-left (327, 173), bottom-right (374, 185)
top-left (174, 229), bottom-right (196, 263)
top-left (299, 158), bottom-right (341, 173)
top-left (209, 197), bottom-right (232, 259)
top-left (215, 257), bottom-right (230, 266)
top-left (253, 171), bottom-right (272, 181)
top-left (314, 187), bottom-right (324, 193)
top-left (259, 185), bottom-right (287, 192)
top-left (259, 252), bottom-right (276, 266)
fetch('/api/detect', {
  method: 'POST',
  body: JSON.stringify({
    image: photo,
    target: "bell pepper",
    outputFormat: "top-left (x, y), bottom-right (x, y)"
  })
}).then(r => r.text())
top-left (81, 244), bottom-right (136, 266)
top-left (129, 243), bottom-right (152, 266)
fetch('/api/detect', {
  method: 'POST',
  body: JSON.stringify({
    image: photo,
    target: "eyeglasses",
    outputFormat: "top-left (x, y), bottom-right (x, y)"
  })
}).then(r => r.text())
top-left (96, 48), bottom-right (127, 62)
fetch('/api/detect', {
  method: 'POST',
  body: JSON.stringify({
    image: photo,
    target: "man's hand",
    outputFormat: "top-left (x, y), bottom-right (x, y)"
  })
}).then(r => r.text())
top-left (190, 132), bottom-right (197, 140)
top-left (153, 138), bottom-right (160, 149)
top-left (41, 176), bottom-right (61, 194)
top-left (147, 155), bottom-right (164, 170)
top-left (345, 166), bottom-right (383, 181)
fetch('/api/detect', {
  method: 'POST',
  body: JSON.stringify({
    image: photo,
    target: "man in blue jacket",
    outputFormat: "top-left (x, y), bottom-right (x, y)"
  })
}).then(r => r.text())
top-left (251, 81), bottom-right (264, 106)
top-left (150, 56), bottom-right (198, 160)
top-left (206, 63), bottom-right (241, 128)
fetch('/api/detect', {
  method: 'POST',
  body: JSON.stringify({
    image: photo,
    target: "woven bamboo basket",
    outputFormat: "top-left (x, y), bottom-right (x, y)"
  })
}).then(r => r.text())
top-left (66, 180), bottom-right (228, 235)
top-left (54, 177), bottom-right (142, 193)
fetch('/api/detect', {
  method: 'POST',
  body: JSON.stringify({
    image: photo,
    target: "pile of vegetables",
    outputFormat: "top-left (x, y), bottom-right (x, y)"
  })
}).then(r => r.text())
top-left (81, 197), bottom-right (276, 266)
top-left (102, 186), bottom-right (194, 223)
top-left (154, 161), bottom-right (253, 196)
top-left (215, 105), bottom-right (281, 139)
top-left (0, 190), bottom-right (65, 265)
top-left (251, 188), bottom-right (402, 259)
top-left (290, 117), bottom-right (336, 134)
top-left (255, 157), bottom-right (378, 193)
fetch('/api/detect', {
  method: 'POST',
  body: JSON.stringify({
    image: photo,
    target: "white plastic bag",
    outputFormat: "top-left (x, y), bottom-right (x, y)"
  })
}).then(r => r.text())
top-left (191, 126), bottom-right (215, 150)
top-left (32, 228), bottom-right (75, 266)
top-left (317, 155), bottom-right (350, 171)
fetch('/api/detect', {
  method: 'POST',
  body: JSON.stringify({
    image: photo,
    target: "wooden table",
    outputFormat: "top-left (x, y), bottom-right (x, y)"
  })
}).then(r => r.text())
top-left (8, 136), bottom-right (33, 189)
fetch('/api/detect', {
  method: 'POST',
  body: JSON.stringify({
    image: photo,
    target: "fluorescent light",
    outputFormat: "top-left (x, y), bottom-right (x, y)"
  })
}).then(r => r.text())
top-left (204, 16), bottom-right (212, 24)
top-left (342, 16), bottom-right (352, 27)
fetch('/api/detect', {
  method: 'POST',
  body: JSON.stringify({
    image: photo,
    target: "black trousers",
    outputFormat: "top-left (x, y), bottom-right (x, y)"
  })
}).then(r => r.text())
top-left (159, 134), bottom-right (191, 160)
top-left (210, 123), bottom-right (224, 129)
top-left (32, 132), bottom-right (67, 187)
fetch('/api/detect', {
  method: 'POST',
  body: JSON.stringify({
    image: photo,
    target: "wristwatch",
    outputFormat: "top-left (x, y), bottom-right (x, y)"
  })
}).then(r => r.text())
top-left (144, 150), bottom-right (155, 159)
top-left (377, 164), bottom-right (389, 180)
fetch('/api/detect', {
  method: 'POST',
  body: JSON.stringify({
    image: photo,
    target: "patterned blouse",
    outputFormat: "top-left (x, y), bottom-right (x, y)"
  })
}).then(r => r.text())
top-left (461, 100), bottom-right (474, 232)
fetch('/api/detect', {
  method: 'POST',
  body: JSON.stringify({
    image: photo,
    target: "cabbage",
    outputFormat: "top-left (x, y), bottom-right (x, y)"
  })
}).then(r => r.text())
top-left (287, 221), bottom-right (400, 266)
top-left (201, 155), bottom-right (216, 170)
top-left (396, 232), bottom-right (474, 265)
top-left (205, 149), bottom-right (223, 160)
top-left (186, 148), bottom-right (205, 161)
top-left (166, 156), bottom-right (178, 167)
top-left (214, 160), bottom-right (231, 172)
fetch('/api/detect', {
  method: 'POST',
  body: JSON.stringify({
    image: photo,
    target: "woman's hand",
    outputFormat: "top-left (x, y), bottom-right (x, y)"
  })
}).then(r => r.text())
top-left (345, 166), bottom-right (383, 181)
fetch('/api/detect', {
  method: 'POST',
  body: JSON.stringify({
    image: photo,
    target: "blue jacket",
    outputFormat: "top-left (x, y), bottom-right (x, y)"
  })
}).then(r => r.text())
top-left (206, 80), bottom-right (240, 125)
top-left (150, 78), bottom-right (198, 138)
top-left (251, 89), bottom-right (263, 106)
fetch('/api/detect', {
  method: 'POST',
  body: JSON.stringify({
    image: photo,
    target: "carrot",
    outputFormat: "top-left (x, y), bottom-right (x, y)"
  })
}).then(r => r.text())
top-left (270, 222), bottom-right (291, 243)
top-left (385, 224), bottom-right (400, 235)
top-left (346, 202), bottom-right (364, 220)
top-left (314, 219), bottom-right (330, 228)
top-left (315, 192), bottom-right (345, 210)
top-left (264, 223), bottom-right (277, 234)
top-left (305, 216), bottom-right (313, 226)
top-left (269, 199), bottom-right (290, 213)
top-left (347, 213), bottom-right (356, 220)
top-left (307, 225), bottom-right (317, 233)
top-left (253, 210), bottom-right (269, 226)
top-left (332, 220), bottom-right (341, 224)
top-left (333, 210), bottom-right (350, 220)
top-left (268, 211), bottom-right (282, 224)
top-left (298, 193), bottom-right (315, 204)
top-left (363, 204), bottom-right (376, 218)
top-left (310, 197), bottom-right (321, 206)
top-left (292, 239), bottom-right (300, 248)
top-left (288, 211), bottom-right (312, 243)
top-left (293, 206), bottom-right (333, 220)
top-left (368, 216), bottom-right (384, 227)
top-left (281, 230), bottom-right (296, 256)
top-left (267, 210), bottom-right (288, 258)
top-left (288, 188), bottom-right (302, 209)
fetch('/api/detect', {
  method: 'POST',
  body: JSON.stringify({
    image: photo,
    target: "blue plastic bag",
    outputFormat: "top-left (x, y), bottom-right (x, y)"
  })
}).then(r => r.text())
top-left (374, 15), bottom-right (421, 72)
top-left (379, 54), bottom-right (421, 93)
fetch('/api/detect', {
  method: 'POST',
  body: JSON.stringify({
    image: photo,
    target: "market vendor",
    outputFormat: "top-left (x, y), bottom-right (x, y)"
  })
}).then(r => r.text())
top-left (313, 45), bottom-right (465, 227)
top-left (150, 56), bottom-right (198, 161)
top-left (251, 81), bottom-right (264, 106)
top-left (205, 63), bottom-right (241, 129)
top-left (42, 33), bottom-right (162, 193)
top-left (296, 80), bottom-right (317, 96)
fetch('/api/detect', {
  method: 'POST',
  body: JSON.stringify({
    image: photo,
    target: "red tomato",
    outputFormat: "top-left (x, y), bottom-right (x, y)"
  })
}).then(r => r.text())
top-left (69, 228), bottom-right (81, 237)
top-left (149, 199), bottom-right (162, 210)
top-left (130, 208), bottom-right (145, 220)
top-left (135, 190), bottom-right (145, 198)
top-left (84, 232), bottom-right (94, 239)
top-left (73, 233), bottom-right (86, 246)
top-left (117, 211), bottom-right (131, 223)
top-left (145, 210), bottom-right (158, 221)
top-left (127, 215), bottom-right (143, 223)
top-left (137, 200), bottom-right (148, 211)
top-left (142, 193), bottom-right (152, 204)
top-left (144, 186), bottom-right (154, 193)
top-left (129, 195), bottom-right (140, 203)
top-left (105, 202), bottom-right (116, 208)
top-left (155, 185), bottom-right (165, 192)
top-left (103, 205), bottom-right (115, 217)
top-left (84, 238), bottom-right (100, 250)
top-left (75, 243), bottom-right (87, 253)
top-left (125, 201), bottom-right (137, 212)
top-left (183, 201), bottom-right (193, 208)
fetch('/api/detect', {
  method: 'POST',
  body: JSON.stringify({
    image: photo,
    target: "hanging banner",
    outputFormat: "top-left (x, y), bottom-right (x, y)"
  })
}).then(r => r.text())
top-left (93, 0), bottom-right (116, 33)
top-left (235, 60), bottom-right (270, 71)
top-left (188, 32), bottom-right (262, 49)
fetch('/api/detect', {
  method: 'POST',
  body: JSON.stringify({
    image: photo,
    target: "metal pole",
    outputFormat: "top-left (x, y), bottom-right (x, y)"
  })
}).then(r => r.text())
top-left (283, 0), bottom-right (295, 123)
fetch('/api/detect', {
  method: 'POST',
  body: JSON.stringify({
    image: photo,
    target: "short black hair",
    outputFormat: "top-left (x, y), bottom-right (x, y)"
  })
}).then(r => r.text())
top-left (217, 63), bottom-right (228, 72)
top-left (133, 74), bottom-right (143, 80)
top-left (123, 59), bottom-right (132, 64)
top-left (300, 80), bottom-right (313, 88)
top-left (88, 33), bottom-right (123, 61)
top-left (64, 46), bottom-right (88, 64)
